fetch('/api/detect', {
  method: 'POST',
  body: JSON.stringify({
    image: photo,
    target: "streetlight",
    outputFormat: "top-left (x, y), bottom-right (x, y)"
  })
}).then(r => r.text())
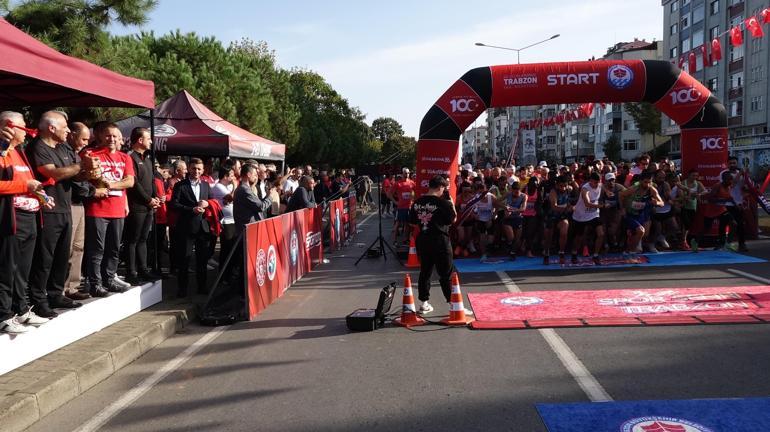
top-left (475, 34), bottom-right (560, 166)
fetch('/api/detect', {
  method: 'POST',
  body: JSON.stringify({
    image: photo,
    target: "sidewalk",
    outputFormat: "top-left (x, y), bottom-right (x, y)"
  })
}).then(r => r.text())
top-left (0, 292), bottom-right (197, 432)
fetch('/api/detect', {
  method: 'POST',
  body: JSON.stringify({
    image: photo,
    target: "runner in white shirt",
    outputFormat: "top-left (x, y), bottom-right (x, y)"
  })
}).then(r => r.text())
top-left (571, 172), bottom-right (605, 265)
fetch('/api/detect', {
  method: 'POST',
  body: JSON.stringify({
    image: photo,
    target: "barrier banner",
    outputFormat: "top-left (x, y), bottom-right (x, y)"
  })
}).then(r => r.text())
top-left (245, 207), bottom-right (323, 320)
top-left (348, 195), bottom-right (357, 235)
top-left (681, 127), bottom-right (728, 186)
top-left (328, 198), bottom-right (345, 250)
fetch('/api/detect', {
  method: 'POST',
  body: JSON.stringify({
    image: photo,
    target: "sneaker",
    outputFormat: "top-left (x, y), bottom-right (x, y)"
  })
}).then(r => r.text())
top-left (593, 256), bottom-right (601, 265)
top-left (571, 254), bottom-right (578, 264)
top-left (17, 308), bottom-right (49, 327)
top-left (680, 241), bottom-right (691, 251)
top-left (543, 255), bottom-right (550, 265)
top-left (559, 253), bottom-right (566, 265)
top-left (657, 238), bottom-right (670, 249)
top-left (739, 243), bottom-right (749, 252)
top-left (105, 282), bottom-right (128, 294)
top-left (89, 285), bottom-right (111, 298)
top-left (690, 238), bottom-right (699, 253)
top-left (418, 301), bottom-right (433, 314)
top-left (509, 253), bottom-right (516, 261)
top-left (480, 254), bottom-right (488, 262)
top-left (112, 276), bottom-right (134, 289)
top-left (645, 243), bottom-right (659, 254)
top-left (0, 317), bottom-right (29, 334)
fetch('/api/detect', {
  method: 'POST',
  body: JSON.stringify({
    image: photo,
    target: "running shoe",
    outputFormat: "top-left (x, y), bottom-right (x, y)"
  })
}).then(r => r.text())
top-left (559, 253), bottom-right (566, 265)
top-left (17, 308), bottom-right (49, 327)
top-left (645, 243), bottom-right (659, 254)
top-left (0, 317), bottom-right (29, 334)
top-left (571, 253), bottom-right (578, 264)
top-left (592, 255), bottom-right (601, 265)
top-left (480, 254), bottom-right (488, 262)
top-left (543, 255), bottom-right (550, 265)
top-left (418, 301), bottom-right (433, 314)
top-left (680, 241), bottom-right (691, 251)
top-left (690, 238), bottom-right (699, 253)
top-left (739, 243), bottom-right (749, 252)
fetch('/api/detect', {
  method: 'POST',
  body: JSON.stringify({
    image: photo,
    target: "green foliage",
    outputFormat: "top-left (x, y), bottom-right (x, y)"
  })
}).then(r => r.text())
top-left (625, 102), bottom-right (661, 153)
top-left (603, 134), bottom-right (621, 162)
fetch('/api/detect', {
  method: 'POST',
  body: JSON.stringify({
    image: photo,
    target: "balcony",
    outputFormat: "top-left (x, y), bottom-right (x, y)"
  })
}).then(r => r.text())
top-left (729, 58), bottom-right (743, 73)
top-left (728, 116), bottom-right (743, 127)
top-left (728, 86), bottom-right (743, 99)
top-left (729, 1), bottom-right (744, 17)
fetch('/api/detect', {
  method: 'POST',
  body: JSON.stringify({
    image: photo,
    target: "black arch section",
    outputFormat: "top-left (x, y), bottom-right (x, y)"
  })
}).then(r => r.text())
top-left (681, 95), bottom-right (727, 129)
top-left (419, 105), bottom-right (462, 140)
top-left (641, 60), bottom-right (680, 104)
top-left (459, 67), bottom-right (493, 107)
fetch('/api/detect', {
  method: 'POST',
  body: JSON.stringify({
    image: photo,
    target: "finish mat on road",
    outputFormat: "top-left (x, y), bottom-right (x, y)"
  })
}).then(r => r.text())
top-left (467, 286), bottom-right (770, 329)
top-left (536, 397), bottom-right (770, 432)
top-left (454, 250), bottom-right (765, 273)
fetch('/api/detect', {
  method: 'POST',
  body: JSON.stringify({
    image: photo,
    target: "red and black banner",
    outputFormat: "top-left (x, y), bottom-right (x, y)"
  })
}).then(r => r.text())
top-left (416, 60), bottom-right (727, 196)
top-left (245, 207), bottom-right (323, 320)
top-left (328, 196), bottom-right (358, 251)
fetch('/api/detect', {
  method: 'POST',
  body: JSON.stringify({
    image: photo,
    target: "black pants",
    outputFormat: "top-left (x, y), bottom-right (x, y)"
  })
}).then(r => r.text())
top-left (415, 233), bottom-right (455, 303)
top-left (124, 210), bottom-right (153, 275)
top-left (29, 212), bottom-right (72, 305)
top-left (218, 224), bottom-right (236, 268)
top-left (699, 211), bottom-right (733, 246)
top-left (0, 226), bottom-right (30, 321)
top-left (148, 223), bottom-right (168, 271)
top-left (83, 216), bottom-right (125, 288)
top-left (16, 211), bottom-right (36, 313)
top-left (726, 206), bottom-right (746, 244)
top-left (176, 229), bottom-right (211, 295)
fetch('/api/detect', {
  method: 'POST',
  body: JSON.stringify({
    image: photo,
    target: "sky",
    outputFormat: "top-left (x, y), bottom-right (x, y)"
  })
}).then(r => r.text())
top-left (110, 0), bottom-right (664, 137)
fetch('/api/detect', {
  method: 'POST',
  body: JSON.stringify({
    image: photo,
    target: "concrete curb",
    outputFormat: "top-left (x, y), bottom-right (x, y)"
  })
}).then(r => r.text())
top-left (0, 301), bottom-right (197, 432)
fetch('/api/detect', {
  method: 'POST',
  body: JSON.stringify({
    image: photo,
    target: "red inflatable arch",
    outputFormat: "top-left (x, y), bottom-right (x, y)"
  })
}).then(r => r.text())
top-left (416, 60), bottom-right (727, 197)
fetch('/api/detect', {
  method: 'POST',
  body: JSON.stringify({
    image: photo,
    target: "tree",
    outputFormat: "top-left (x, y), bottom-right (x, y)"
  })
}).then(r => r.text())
top-left (4, 0), bottom-right (157, 58)
top-left (624, 102), bottom-right (662, 155)
top-left (603, 134), bottom-right (621, 162)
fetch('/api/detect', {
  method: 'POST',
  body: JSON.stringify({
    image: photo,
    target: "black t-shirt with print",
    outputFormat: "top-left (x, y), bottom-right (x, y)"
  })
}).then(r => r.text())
top-left (409, 195), bottom-right (455, 237)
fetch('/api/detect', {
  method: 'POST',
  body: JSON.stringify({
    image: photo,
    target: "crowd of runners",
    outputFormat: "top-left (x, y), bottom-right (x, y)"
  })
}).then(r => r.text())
top-left (383, 154), bottom-right (754, 266)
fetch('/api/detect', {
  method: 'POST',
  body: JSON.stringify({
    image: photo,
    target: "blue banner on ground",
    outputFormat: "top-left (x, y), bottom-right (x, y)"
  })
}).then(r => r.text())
top-left (454, 251), bottom-right (765, 274)
top-left (537, 398), bottom-right (770, 432)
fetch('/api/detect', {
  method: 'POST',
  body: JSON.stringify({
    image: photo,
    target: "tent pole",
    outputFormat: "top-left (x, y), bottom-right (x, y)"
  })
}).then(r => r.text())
top-left (150, 109), bottom-right (159, 274)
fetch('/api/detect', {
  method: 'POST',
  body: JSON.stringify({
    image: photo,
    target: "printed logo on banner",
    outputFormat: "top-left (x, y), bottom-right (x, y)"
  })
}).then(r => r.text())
top-left (621, 416), bottom-right (714, 432)
top-left (267, 245), bottom-right (277, 281)
top-left (290, 230), bottom-right (299, 267)
top-left (546, 72), bottom-right (600, 87)
top-left (668, 86), bottom-right (704, 106)
top-left (699, 136), bottom-right (725, 152)
top-left (607, 64), bottom-right (634, 90)
top-left (306, 231), bottom-right (322, 249)
top-left (153, 124), bottom-right (177, 137)
top-left (502, 74), bottom-right (538, 88)
top-left (256, 249), bottom-right (266, 287)
top-left (500, 296), bottom-right (544, 306)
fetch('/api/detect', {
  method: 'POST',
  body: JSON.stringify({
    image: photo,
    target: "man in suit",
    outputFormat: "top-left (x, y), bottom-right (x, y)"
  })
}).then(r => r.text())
top-left (233, 163), bottom-right (273, 234)
top-left (170, 158), bottom-right (211, 297)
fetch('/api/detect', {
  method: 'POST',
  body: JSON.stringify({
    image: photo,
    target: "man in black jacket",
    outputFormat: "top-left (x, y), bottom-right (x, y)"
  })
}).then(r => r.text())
top-left (170, 157), bottom-right (211, 297)
top-left (286, 175), bottom-right (317, 213)
top-left (125, 128), bottom-right (159, 285)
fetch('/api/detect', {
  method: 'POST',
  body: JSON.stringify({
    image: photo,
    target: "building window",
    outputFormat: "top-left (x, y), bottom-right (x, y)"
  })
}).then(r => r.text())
top-left (751, 36), bottom-right (762, 53)
top-left (546, 136), bottom-right (556, 145)
top-left (693, 4), bottom-right (705, 23)
top-left (671, 23), bottom-right (678, 35)
top-left (730, 15), bottom-right (744, 28)
top-left (751, 96), bottom-right (764, 112)
top-left (623, 120), bottom-right (638, 131)
top-left (681, 13), bottom-right (691, 30)
top-left (670, 47), bottom-right (678, 58)
top-left (710, 0), bottom-right (719, 15)
top-left (708, 77), bottom-right (719, 91)
top-left (672, 1), bottom-right (679, 12)
top-left (683, 38), bottom-right (691, 52)
top-left (623, 139), bottom-right (639, 151)
top-left (751, 65), bottom-right (764, 82)
top-left (682, 0), bottom-right (691, 5)
top-left (730, 100), bottom-right (743, 117)
top-left (730, 72), bottom-right (743, 88)
top-left (692, 29), bottom-right (704, 47)
top-left (730, 44), bottom-right (744, 61)
top-left (709, 26), bottom-right (720, 41)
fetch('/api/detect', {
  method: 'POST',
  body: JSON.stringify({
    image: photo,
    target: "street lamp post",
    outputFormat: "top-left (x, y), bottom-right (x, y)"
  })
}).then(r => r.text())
top-left (475, 34), bottom-right (560, 167)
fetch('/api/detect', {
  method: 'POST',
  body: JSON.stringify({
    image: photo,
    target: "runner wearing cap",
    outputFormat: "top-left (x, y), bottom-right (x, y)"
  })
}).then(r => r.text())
top-left (600, 171), bottom-right (625, 252)
top-left (542, 175), bottom-right (573, 265)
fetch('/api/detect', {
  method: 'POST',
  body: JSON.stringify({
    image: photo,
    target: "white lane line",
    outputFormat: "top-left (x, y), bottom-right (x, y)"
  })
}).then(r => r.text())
top-left (73, 326), bottom-right (230, 432)
top-left (726, 268), bottom-right (770, 285)
top-left (495, 271), bottom-right (613, 402)
top-left (356, 211), bottom-right (377, 227)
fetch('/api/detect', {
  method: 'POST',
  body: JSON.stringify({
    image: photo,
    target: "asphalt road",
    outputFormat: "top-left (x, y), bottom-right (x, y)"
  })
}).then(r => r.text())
top-left (25, 211), bottom-right (770, 432)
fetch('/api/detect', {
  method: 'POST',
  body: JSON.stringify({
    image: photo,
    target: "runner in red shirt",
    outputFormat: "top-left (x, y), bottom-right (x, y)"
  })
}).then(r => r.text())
top-left (391, 171), bottom-right (415, 244)
top-left (81, 123), bottom-right (135, 296)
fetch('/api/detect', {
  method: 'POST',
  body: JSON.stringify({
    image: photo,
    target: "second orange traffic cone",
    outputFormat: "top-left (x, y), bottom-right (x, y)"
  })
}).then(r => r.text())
top-left (406, 233), bottom-right (420, 268)
top-left (393, 274), bottom-right (426, 327)
top-left (441, 272), bottom-right (474, 326)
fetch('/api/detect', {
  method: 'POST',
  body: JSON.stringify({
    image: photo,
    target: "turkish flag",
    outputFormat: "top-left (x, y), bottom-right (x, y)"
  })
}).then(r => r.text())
top-left (711, 38), bottom-right (722, 61)
top-left (584, 103), bottom-right (594, 117)
top-left (745, 17), bottom-right (765, 38)
top-left (688, 52), bottom-right (697, 73)
top-left (701, 44), bottom-right (710, 67)
top-left (730, 26), bottom-right (744, 47)
top-left (678, 55), bottom-right (686, 70)
top-left (762, 8), bottom-right (770, 24)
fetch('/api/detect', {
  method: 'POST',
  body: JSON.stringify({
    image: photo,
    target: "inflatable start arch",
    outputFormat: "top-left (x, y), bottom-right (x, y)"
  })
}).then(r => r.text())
top-left (416, 60), bottom-right (727, 197)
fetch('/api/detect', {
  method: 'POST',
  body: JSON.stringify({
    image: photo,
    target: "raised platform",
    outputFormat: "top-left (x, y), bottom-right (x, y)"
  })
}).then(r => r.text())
top-left (0, 280), bottom-right (162, 375)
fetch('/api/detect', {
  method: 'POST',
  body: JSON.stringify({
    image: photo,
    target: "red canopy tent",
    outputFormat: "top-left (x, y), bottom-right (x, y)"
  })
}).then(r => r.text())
top-left (0, 17), bottom-right (154, 108)
top-left (115, 90), bottom-right (286, 161)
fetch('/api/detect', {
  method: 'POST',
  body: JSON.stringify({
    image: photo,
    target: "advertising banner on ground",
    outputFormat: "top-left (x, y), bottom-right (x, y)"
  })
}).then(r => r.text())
top-left (245, 207), bottom-right (323, 320)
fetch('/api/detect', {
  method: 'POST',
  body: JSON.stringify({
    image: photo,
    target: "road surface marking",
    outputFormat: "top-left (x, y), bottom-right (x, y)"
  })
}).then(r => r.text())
top-left (73, 326), bottom-right (230, 432)
top-left (726, 268), bottom-right (770, 284)
top-left (496, 271), bottom-right (613, 402)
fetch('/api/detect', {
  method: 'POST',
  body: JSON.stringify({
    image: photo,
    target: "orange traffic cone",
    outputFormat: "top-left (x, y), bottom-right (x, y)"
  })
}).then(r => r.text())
top-left (406, 234), bottom-right (420, 268)
top-left (393, 274), bottom-right (426, 327)
top-left (441, 272), bottom-right (474, 326)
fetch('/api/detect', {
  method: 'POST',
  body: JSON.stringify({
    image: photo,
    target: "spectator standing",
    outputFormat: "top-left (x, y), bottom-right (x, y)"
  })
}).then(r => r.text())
top-left (211, 166), bottom-right (236, 267)
top-left (82, 122), bottom-right (135, 296)
top-left (286, 175), bottom-right (317, 212)
top-left (314, 171), bottom-right (334, 205)
top-left (0, 114), bottom-right (51, 333)
top-left (170, 157), bottom-right (212, 297)
top-left (234, 163), bottom-right (273, 231)
top-left (125, 127), bottom-right (159, 284)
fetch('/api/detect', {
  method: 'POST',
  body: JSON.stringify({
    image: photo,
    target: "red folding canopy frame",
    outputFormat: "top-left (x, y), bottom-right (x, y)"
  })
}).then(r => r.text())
top-left (115, 90), bottom-right (286, 161)
top-left (0, 17), bottom-right (154, 108)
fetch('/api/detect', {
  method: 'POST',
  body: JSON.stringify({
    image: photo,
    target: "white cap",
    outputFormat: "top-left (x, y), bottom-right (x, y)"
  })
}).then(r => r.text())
top-left (463, 163), bottom-right (473, 171)
top-left (605, 172), bottom-right (616, 181)
top-left (538, 160), bottom-right (547, 167)
top-left (402, 167), bottom-right (410, 174)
